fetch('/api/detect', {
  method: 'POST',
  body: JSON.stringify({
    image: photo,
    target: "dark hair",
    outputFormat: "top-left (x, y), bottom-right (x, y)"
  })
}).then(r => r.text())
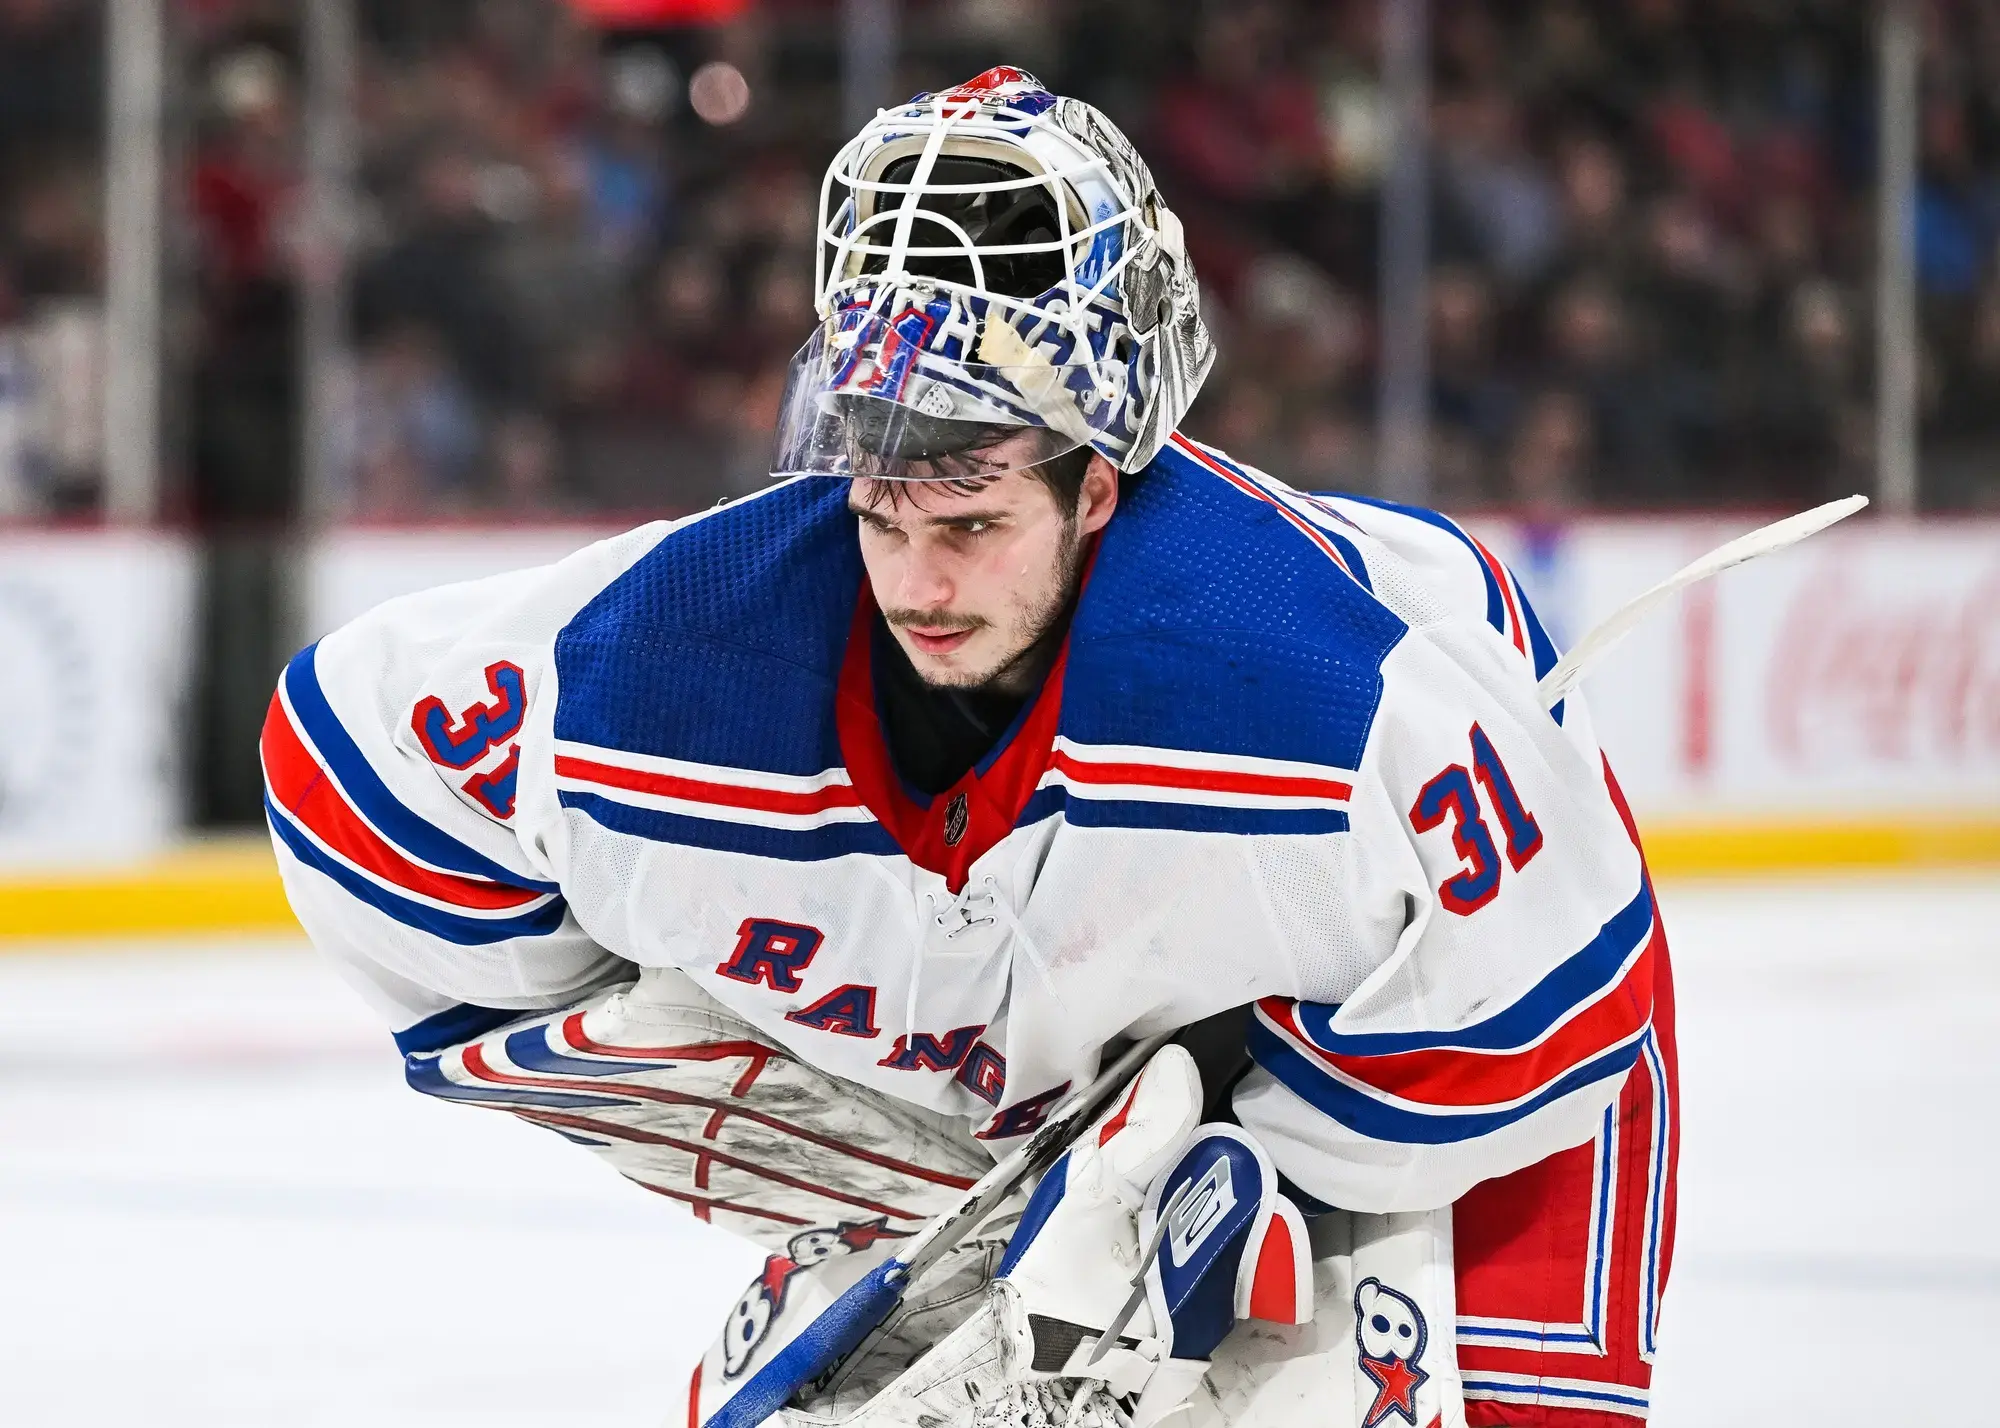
top-left (854, 443), bottom-right (1098, 520)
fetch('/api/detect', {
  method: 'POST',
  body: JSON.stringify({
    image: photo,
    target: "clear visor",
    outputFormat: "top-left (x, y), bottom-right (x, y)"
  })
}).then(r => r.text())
top-left (771, 311), bottom-right (1113, 481)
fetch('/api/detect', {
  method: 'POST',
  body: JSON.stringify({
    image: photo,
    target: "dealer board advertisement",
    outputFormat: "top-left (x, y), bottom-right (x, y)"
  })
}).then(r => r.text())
top-left (0, 531), bottom-right (196, 868)
top-left (1485, 517), bottom-right (2000, 819)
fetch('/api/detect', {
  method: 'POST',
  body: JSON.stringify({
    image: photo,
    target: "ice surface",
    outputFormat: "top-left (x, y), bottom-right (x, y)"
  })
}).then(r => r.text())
top-left (1, 876), bottom-right (1995, 1426)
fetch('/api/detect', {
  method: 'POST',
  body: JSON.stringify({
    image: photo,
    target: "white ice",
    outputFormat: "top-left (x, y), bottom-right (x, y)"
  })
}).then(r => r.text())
top-left (1, 875), bottom-right (1995, 1426)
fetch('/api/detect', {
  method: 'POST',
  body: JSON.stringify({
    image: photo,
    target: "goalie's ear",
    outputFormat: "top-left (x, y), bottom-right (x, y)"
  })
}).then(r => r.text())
top-left (1141, 1124), bottom-right (1315, 1362)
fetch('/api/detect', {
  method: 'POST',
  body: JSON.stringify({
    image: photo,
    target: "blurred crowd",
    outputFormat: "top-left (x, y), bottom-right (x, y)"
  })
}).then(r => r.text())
top-left (8, 0), bottom-right (2000, 518)
top-left (0, 0), bottom-right (104, 515)
top-left (1088, 0), bottom-right (2000, 512)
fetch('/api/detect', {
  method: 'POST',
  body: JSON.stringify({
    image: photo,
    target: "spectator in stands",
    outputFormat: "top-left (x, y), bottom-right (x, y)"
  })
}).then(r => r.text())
top-left (352, 322), bottom-right (482, 517)
top-left (357, 143), bottom-right (524, 407)
top-left (490, 412), bottom-right (568, 515)
top-left (1505, 388), bottom-right (1594, 516)
top-left (1542, 273), bottom-right (1675, 505)
top-left (1429, 264), bottom-right (1518, 481)
top-left (1731, 277), bottom-right (1869, 505)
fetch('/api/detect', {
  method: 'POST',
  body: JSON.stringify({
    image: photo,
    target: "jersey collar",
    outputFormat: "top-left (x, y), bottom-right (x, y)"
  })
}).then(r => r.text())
top-left (836, 583), bottom-right (1068, 892)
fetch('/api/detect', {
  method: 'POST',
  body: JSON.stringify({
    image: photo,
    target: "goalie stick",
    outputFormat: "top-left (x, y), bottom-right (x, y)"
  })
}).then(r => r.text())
top-left (704, 1032), bottom-right (1174, 1428)
top-left (1536, 494), bottom-right (1868, 710)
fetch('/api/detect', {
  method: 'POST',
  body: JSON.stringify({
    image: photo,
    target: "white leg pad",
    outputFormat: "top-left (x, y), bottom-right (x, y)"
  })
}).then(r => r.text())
top-left (1187, 1207), bottom-right (1465, 1428)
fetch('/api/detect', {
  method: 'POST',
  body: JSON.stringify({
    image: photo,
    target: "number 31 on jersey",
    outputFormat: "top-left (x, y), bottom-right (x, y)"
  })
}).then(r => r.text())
top-left (1410, 723), bottom-right (1544, 916)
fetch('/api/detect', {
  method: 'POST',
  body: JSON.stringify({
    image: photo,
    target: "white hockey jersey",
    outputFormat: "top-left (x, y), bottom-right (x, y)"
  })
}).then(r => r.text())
top-left (264, 433), bottom-right (1664, 1214)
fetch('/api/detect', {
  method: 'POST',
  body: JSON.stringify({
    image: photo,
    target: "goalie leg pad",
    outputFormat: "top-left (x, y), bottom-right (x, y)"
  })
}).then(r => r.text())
top-left (1196, 1207), bottom-right (1466, 1428)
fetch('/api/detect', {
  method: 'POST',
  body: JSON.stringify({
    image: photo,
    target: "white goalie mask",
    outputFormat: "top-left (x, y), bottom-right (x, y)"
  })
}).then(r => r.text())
top-left (771, 66), bottom-right (1214, 482)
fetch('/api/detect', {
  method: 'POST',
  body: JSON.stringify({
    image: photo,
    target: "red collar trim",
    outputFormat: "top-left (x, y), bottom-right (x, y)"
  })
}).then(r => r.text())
top-left (836, 586), bottom-right (1067, 893)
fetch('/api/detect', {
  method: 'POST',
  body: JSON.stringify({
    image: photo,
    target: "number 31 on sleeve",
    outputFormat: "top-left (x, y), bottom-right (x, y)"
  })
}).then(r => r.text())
top-left (1409, 724), bottom-right (1545, 916)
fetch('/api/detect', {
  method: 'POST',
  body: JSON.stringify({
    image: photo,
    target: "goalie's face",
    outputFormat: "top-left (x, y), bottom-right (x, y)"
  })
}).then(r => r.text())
top-left (849, 446), bottom-right (1117, 695)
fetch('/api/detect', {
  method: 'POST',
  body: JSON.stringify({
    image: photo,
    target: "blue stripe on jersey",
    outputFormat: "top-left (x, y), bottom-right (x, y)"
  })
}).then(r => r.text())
top-left (558, 790), bottom-right (902, 862)
top-left (1515, 581), bottom-right (1567, 724)
top-left (1461, 1380), bottom-right (1650, 1412)
top-left (1248, 1016), bottom-right (1644, 1145)
top-left (268, 796), bottom-right (569, 945)
top-left (393, 1002), bottom-right (526, 1055)
top-left (403, 1051), bottom-right (632, 1109)
top-left (281, 645), bottom-right (559, 893)
top-left (1341, 494), bottom-right (1507, 637)
top-left (1323, 526), bottom-right (1373, 593)
top-left (1292, 880), bottom-right (1652, 1057)
top-left (1018, 786), bottom-right (1351, 838)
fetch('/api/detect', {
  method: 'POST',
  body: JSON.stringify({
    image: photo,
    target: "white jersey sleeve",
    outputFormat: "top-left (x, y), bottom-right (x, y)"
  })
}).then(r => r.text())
top-left (1231, 495), bottom-right (1659, 1215)
top-left (261, 524), bottom-right (667, 1051)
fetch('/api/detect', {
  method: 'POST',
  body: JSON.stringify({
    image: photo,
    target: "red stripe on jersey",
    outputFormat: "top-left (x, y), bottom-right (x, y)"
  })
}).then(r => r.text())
top-left (1469, 535), bottom-right (1528, 656)
top-left (552, 754), bottom-right (865, 817)
top-left (1262, 925), bottom-right (1658, 1110)
top-left (1050, 749), bottom-right (1352, 803)
top-left (260, 694), bottom-right (546, 911)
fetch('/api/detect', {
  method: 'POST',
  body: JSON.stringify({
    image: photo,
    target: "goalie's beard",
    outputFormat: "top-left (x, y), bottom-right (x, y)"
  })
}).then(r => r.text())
top-left (879, 508), bottom-right (1087, 701)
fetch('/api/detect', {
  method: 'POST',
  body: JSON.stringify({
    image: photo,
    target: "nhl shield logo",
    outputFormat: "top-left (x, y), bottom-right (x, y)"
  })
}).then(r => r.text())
top-left (943, 791), bottom-right (970, 846)
top-left (1354, 1277), bottom-right (1431, 1427)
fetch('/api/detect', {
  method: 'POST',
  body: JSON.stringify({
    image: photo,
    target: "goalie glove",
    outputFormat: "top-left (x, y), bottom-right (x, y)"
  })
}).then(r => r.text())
top-left (992, 1046), bottom-right (1314, 1428)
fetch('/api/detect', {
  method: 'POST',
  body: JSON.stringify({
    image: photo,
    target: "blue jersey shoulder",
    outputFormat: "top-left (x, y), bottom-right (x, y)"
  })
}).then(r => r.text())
top-left (552, 446), bottom-right (1409, 782)
top-left (1064, 440), bottom-right (1407, 771)
top-left (553, 479), bottom-right (858, 775)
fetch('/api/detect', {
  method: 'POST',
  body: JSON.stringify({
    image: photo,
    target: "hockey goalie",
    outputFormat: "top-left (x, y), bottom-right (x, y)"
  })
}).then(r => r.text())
top-left (264, 68), bottom-right (1676, 1428)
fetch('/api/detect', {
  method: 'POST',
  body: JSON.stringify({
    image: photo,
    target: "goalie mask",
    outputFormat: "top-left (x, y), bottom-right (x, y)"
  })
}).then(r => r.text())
top-left (772, 66), bottom-right (1214, 482)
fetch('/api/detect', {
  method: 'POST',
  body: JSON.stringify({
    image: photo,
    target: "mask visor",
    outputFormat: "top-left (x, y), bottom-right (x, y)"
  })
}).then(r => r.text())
top-left (771, 311), bottom-right (1109, 481)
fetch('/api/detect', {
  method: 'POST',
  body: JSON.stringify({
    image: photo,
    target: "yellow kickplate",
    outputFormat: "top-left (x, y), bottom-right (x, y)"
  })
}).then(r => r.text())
top-left (1641, 817), bottom-right (2000, 878)
top-left (0, 838), bottom-right (299, 940)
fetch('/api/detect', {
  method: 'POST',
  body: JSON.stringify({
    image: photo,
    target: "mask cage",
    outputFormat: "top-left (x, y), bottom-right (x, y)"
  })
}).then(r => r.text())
top-left (815, 87), bottom-right (1144, 383)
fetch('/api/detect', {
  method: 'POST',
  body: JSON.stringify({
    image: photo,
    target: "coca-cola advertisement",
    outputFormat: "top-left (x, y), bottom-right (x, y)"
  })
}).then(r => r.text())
top-left (1481, 517), bottom-right (2000, 821)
